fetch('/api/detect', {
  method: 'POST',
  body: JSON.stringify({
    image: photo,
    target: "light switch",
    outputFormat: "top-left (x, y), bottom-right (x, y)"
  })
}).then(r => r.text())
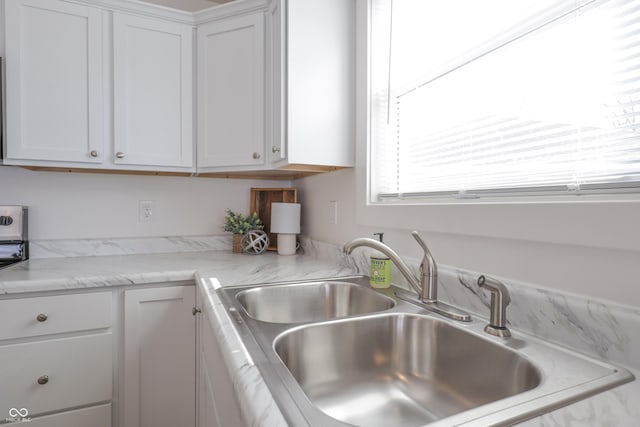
top-left (329, 201), bottom-right (338, 225)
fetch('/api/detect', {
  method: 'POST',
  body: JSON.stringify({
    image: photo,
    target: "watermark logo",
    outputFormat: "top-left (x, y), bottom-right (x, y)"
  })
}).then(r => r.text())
top-left (6, 408), bottom-right (31, 423)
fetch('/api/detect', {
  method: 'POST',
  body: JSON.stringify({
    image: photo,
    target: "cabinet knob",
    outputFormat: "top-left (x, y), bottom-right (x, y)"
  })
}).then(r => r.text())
top-left (192, 307), bottom-right (201, 316)
top-left (37, 375), bottom-right (49, 385)
top-left (252, 152), bottom-right (261, 160)
top-left (272, 146), bottom-right (281, 153)
top-left (90, 150), bottom-right (99, 158)
top-left (115, 152), bottom-right (126, 159)
top-left (36, 313), bottom-right (48, 322)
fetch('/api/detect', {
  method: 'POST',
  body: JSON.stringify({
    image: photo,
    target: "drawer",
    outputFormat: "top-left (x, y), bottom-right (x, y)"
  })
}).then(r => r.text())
top-left (0, 333), bottom-right (112, 416)
top-left (21, 403), bottom-right (111, 427)
top-left (0, 292), bottom-right (111, 340)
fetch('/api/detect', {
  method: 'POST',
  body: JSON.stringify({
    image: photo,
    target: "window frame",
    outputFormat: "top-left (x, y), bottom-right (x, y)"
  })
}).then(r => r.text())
top-left (356, 0), bottom-right (640, 253)
top-left (367, 0), bottom-right (640, 204)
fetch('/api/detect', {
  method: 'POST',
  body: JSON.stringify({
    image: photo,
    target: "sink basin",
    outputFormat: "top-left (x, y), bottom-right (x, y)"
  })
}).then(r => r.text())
top-left (274, 313), bottom-right (541, 427)
top-left (235, 281), bottom-right (395, 323)
top-left (218, 277), bottom-right (633, 426)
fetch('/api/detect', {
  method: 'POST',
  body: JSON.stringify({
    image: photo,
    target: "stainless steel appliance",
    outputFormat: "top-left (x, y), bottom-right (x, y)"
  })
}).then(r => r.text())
top-left (0, 206), bottom-right (28, 269)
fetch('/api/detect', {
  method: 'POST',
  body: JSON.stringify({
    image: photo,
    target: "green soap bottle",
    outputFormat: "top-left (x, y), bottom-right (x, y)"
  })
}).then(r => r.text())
top-left (369, 232), bottom-right (391, 288)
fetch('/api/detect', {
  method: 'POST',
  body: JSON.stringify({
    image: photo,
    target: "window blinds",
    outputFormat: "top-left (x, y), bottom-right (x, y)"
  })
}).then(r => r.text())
top-left (370, 0), bottom-right (640, 200)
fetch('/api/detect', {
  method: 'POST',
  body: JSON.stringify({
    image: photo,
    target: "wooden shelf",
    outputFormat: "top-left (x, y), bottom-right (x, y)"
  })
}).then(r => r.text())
top-left (250, 188), bottom-right (298, 251)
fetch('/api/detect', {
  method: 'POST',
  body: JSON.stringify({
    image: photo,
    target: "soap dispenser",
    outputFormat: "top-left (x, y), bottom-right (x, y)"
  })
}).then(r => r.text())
top-left (369, 233), bottom-right (391, 288)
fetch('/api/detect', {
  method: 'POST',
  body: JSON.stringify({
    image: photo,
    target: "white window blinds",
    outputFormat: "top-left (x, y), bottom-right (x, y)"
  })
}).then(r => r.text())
top-left (370, 0), bottom-right (640, 201)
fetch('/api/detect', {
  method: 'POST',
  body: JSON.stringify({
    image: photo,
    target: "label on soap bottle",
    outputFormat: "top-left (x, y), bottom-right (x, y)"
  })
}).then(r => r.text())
top-left (370, 257), bottom-right (391, 288)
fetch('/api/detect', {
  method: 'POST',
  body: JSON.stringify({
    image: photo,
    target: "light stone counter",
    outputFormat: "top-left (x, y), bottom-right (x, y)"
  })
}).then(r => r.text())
top-left (0, 250), bottom-right (357, 296)
top-left (0, 237), bottom-right (637, 426)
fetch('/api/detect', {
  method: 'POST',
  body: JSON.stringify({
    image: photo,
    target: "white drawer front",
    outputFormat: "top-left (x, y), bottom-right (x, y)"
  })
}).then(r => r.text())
top-left (0, 333), bottom-right (112, 416)
top-left (23, 403), bottom-right (111, 427)
top-left (0, 292), bottom-right (111, 340)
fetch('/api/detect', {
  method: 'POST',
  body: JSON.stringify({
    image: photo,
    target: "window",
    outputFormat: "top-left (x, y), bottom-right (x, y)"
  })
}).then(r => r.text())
top-left (369, 0), bottom-right (640, 202)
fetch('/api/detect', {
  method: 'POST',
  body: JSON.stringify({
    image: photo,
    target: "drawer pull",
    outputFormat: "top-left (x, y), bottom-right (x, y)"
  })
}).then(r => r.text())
top-left (37, 375), bottom-right (49, 385)
top-left (36, 313), bottom-right (48, 322)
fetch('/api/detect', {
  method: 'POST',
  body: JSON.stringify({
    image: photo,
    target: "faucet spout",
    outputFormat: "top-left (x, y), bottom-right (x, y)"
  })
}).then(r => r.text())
top-left (343, 238), bottom-right (422, 296)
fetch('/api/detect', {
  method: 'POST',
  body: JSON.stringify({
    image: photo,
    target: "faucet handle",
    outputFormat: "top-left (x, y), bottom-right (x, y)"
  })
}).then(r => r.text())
top-left (411, 231), bottom-right (429, 254)
top-left (477, 275), bottom-right (511, 338)
top-left (411, 231), bottom-right (436, 268)
top-left (411, 231), bottom-right (438, 302)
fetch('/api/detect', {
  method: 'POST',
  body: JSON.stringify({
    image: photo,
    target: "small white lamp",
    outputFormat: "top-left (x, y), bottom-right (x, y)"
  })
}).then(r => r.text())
top-left (270, 202), bottom-right (301, 255)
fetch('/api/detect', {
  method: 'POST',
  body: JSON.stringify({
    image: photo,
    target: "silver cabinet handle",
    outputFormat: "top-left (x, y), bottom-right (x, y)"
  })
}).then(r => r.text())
top-left (37, 375), bottom-right (49, 385)
top-left (115, 152), bottom-right (126, 159)
top-left (36, 313), bottom-right (48, 322)
top-left (90, 150), bottom-right (99, 158)
top-left (272, 146), bottom-right (281, 153)
top-left (252, 152), bottom-right (261, 160)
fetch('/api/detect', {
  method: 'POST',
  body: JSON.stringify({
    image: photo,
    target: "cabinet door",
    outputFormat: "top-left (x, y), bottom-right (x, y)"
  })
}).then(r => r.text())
top-left (123, 286), bottom-right (196, 427)
top-left (4, 0), bottom-right (104, 163)
top-left (196, 289), bottom-right (245, 427)
top-left (284, 0), bottom-right (356, 167)
top-left (113, 14), bottom-right (193, 169)
top-left (197, 13), bottom-right (265, 169)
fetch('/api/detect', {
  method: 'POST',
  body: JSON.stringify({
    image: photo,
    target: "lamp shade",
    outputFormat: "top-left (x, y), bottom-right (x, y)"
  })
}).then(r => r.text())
top-left (270, 203), bottom-right (301, 234)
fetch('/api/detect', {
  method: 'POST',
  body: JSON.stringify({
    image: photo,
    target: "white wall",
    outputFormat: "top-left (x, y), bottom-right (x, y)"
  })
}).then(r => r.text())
top-left (0, 166), bottom-right (287, 240)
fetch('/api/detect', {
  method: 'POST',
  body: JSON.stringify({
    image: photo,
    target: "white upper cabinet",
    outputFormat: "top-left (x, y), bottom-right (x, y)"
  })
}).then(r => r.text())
top-left (3, 0), bottom-right (194, 172)
top-left (2, 0), bottom-right (355, 177)
top-left (113, 14), bottom-right (194, 169)
top-left (4, 0), bottom-right (104, 164)
top-left (268, 0), bottom-right (356, 169)
top-left (197, 13), bottom-right (265, 170)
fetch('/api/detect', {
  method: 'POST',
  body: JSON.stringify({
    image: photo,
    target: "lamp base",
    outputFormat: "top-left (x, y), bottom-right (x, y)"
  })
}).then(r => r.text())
top-left (276, 234), bottom-right (297, 256)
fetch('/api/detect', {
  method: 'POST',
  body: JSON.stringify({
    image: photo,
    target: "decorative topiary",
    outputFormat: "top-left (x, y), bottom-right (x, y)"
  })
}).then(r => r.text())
top-left (223, 210), bottom-right (264, 235)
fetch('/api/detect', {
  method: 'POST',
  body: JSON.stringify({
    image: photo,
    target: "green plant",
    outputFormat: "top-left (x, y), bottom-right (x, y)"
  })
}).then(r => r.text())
top-left (223, 210), bottom-right (264, 235)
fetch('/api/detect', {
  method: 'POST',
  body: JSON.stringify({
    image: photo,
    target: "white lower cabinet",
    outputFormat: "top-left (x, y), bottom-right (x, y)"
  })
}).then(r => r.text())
top-left (0, 292), bottom-right (113, 423)
top-left (196, 287), bottom-right (245, 427)
top-left (0, 283), bottom-right (237, 427)
top-left (123, 285), bottom-right (196, 427)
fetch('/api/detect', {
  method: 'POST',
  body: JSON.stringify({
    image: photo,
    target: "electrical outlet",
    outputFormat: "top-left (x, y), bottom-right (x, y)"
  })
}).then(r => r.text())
top-left (329, 200), bottom-right (338, 225)
top-left (139, 200), bottom-right (154, 222)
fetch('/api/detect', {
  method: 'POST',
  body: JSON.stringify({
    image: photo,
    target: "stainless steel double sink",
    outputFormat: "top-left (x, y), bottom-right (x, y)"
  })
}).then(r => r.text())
top-left (218, 276), bottom-right (633, 426)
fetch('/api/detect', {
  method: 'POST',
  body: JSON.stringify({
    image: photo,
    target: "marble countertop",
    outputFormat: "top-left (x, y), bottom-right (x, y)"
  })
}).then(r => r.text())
top-left (0, 251), bottom-right (357, 295)
top-left (1, 249), bottom-right (637, 426)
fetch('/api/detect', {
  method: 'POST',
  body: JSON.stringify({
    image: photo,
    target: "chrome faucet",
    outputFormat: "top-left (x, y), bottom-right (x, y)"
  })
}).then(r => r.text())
top-left (344, 231), bottom-right (470, 322)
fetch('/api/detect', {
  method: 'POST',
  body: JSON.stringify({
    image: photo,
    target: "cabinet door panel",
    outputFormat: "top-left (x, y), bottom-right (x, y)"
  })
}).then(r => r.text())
top-left (0, 333), bottom-right (112, 417)
top-left (197, 14), bottom-right (265, 169)
top-left (4, 0), bottom-right (103, 163)
top-left (0, 292), bottom-right (112, 341)
top-left (113, 14), bottom-right (193, 168)
top-left (124, 286), bottom-right (196, 427)
top-left (198, 309), bottom-right (245, 427)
